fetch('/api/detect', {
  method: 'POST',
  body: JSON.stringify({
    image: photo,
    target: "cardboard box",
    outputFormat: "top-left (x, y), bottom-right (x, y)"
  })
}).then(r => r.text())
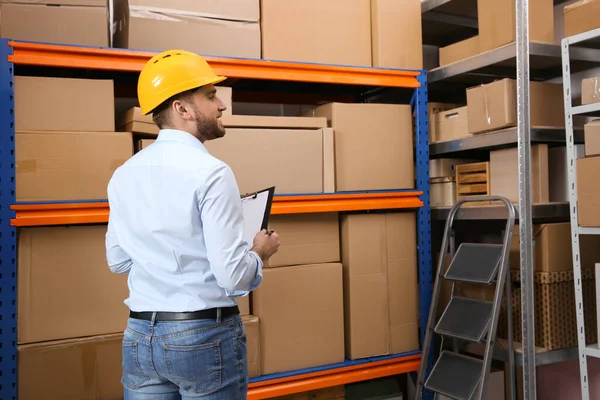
top-left (18, 226), bottom-right (130, 344)
top-left (252, 263), bottom-right (345, 375)
top-left (577, 156), bottom-right (600, 226)
top-left (15, 76), bottom-right (115, 131)
top-left (135, 138), bottom-right (155, 152)
top-left (466, 79), bottom-right (564, 134)
top-left (119, 106), bottom-right (325, 137)
top-left (499, 269), bottom-right (597, 350)
top-left (205, 127), bottom-right (334, 195)
top-left (564, 0), bottom-right (600, 38)
top-left (434, 106), bottom-right (470, 142)
top-left (341, 213), bottom-right (419, 359)
top-left (242, 315), bottom-right (261, 379)
top-left (260, 0), bottom-right (372, 66)
top-left (0, 2), bottom-right (109, 47)
top-left (585, 121), bottom-right (600, 156)
top-left (430, 178), bottom-right (456, 207)
top-left (267, 213), bottom-right (340, 268)
top-left (581, 77), bottom-right (600, 105)
top-left (430, 158), bottom-right (477, 179)
top-left (305, 103), bottom-right (414, 191)
top-left (427, 102), bottom-right (462, 143)
top-left (371, 0), bottom-right (422, 70)
top-left (439, 36), bottom-right (480, 66)
top-left (16, 131), bottom-right (132, 202)
top-left (490, 144), bottom-right (549, 204)
top-left (478, 0), bottom-right (554, 52)
top-left (509, 223), bottom-right (600, 273)
top-left (235, 296), bottom-right (250, 316)
top-left (116, 2), bottom-right (260, 58)
top-left (18, 333), bottom-right (123, 400)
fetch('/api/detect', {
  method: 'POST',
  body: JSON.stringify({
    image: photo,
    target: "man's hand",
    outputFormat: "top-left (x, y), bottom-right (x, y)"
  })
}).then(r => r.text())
top-left (251, 229), bottom-right (280, 262)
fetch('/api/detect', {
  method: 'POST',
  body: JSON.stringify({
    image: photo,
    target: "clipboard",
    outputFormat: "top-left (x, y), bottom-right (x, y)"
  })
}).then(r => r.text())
top-left (241, 186), bottom-right (275, 250)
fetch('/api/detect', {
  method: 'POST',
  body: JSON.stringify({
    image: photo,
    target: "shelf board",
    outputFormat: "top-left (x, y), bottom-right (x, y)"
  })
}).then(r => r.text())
top-left (10, 192), bottom-right (424, 227)
top-left (247, 353), bottom-right (421, 399)
top-left (428, 41), bottom-right (600, 86)
top-left (572, 103), bottom-right (600, 117)
top-left (429, 127), bottom-right (583, 157)
top-left (464, 340), bottom-right (577, 367)
top-left (8, 41), bottom-right (421, 89)
top-left (432, 202), bottom-right (570, 223)
top-left (579, 227), bottom-right (600, 235)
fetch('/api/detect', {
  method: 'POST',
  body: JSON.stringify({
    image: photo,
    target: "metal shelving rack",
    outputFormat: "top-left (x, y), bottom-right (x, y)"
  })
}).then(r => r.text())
top-left (421, 0), bottom-right (596, 398)
top-left (0, 39), bottom-right (432, 399)
top-left (562, 25), bottom-right (600, 400)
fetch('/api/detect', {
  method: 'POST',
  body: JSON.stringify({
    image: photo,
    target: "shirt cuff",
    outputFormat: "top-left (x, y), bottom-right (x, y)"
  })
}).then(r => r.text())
top-left (226, 251), bottom-right (264, 298)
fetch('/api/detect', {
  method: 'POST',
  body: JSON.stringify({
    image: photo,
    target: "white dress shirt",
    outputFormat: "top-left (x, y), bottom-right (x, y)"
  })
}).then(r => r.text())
top-left (105, 129), bottom-right (263, 312)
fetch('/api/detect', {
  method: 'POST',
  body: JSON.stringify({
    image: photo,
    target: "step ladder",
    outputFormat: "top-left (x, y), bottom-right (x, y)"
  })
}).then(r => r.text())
top-left (414, 196), bottom-right (517, 400)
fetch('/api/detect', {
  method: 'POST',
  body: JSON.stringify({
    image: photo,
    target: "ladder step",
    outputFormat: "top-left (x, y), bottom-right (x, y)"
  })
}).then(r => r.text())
top-left (435, 296), bottom-right (494, 342)
top-left (424, 351), bottom-right (483, 400)
top-left (444, 243), bottom-right (503, 284)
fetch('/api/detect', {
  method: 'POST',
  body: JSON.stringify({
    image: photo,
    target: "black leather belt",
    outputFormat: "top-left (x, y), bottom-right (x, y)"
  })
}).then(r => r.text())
top-left (129, 305), bottom-right (239, 321)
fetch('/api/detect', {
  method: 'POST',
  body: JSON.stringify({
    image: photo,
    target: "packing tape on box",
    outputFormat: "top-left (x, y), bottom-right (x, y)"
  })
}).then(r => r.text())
top-left (593, 77), bottom-right (600, 101)
top-left (16, 160), bottom-right (37, 173)
top-left (483, 84), bottom-right (491, 126)
top-left (130, 5), bottom-right (247, 21)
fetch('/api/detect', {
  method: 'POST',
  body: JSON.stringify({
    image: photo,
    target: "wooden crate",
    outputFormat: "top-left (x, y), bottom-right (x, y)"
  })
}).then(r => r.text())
top-left (455, 162), bottom-right (490, 206)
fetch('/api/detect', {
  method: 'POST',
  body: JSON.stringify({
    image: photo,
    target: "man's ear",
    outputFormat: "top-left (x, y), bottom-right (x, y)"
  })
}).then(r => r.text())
top-left (172, 100), bottom-right (192, 120)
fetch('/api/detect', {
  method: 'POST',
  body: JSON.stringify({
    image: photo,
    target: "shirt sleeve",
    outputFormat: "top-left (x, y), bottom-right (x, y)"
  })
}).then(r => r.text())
top-left (105, 180), bottom-right (133, 274)
top-left (198, 163), bottom-right (263, 295)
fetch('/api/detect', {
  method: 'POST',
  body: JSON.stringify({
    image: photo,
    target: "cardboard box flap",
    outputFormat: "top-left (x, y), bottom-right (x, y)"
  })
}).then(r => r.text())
top-left (130, 7), bottom-right (258, 26)
top-left (221, 115), bottom-right (327, 129)
top-left (128, 0), bottom-right (259, 22)
top-left (120, 107), bottom-right (325, 130)
top-left (564, 0), bottom-right (588, 13)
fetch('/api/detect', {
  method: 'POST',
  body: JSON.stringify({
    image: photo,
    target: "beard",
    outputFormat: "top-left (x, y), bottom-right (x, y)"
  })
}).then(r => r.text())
top-left (194, 108), bottom-right (225, 142)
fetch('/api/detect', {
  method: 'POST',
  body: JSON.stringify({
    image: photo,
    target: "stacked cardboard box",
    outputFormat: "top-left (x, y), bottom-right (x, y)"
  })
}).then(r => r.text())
top-left (14, 76), bottom-right (133, 399)
top-left (341, 212), bottom-right (420, 360)
top-left (576, 77), bottom-right (600, 226)
top-left (429, 159), bottom-right (477, 207)
top-left (564, 0), bottom-right (600, 38)
top-left (113, 0), bottom-right (261, 58)
top-left (15, 76), bottom-right (132, 202)
top-left (260, 0), bottom-right (422, 69)
top-left (0, 0), bottom-right (111, 46)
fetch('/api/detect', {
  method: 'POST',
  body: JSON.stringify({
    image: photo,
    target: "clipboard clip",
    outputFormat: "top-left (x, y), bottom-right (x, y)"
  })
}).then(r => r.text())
top-left (241, 192), bottom-right (258, 200)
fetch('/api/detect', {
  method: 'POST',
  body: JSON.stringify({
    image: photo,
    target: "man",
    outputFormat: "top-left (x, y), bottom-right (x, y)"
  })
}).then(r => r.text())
top-left (105, 49), bottom-right (280, 400)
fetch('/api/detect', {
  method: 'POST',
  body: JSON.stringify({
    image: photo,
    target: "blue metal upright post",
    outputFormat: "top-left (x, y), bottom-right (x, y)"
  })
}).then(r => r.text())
top-left (0, 38), bottom-right (17, 399)
top-left (413, 70), bottom-right (433, 400)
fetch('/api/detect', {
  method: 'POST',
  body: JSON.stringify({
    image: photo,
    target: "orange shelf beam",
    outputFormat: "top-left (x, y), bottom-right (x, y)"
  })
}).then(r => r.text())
top-left (247, 354), bottom-right (421, 399)
top-left (10, 192), bottom-right (423, 227)
top-left (271, 192), bottom-right (423, 215)
top-left (7, 41), bottom-right (421, 88)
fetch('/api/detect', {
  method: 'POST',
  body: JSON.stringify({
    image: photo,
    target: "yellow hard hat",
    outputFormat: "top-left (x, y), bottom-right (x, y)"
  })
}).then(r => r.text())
top-left (137, 49), bottom-right (227, 115)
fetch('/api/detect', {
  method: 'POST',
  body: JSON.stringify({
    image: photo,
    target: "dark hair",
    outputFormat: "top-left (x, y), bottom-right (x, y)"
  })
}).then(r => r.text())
top-left (151, 87), bottom-right (200, 129)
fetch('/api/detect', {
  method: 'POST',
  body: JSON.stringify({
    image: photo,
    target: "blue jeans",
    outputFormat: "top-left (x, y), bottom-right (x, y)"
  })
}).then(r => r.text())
top-left (121, 313), bottom-right (248, 399)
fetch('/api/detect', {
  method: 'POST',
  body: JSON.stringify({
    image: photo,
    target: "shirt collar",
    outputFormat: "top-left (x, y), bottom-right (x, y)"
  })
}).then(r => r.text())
top-left (156, 129), bottom-right (208, 152)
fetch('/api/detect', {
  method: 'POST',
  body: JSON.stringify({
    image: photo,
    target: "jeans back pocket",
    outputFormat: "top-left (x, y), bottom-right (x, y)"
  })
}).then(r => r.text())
top-left (122, 340), bottom-right (150, 390)
top-left (164, 341), bottom-right (222, 395)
